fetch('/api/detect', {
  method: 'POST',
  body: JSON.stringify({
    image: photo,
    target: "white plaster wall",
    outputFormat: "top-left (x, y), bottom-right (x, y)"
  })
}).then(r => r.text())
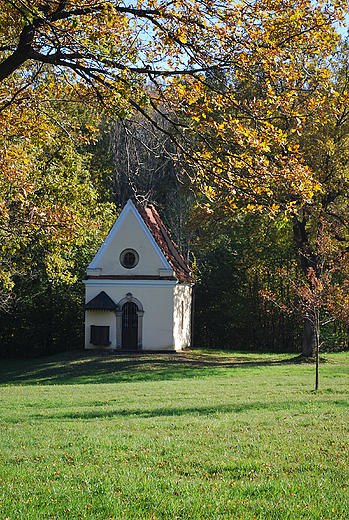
top-left (92, 211), bottom-right (168, 276)
top-left (173, 284), bottom-right (192, 350)
top-left (84, 282), bottom-right (176, 350)
top-left (140, 285), bottom-right (174, 350)
top-left (85, 310), bottom-right (116, 350)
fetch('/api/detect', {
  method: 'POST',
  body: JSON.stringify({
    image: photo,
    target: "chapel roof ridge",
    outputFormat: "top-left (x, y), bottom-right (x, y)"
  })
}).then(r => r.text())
top-left (133, 200), bottom-right (195, 284)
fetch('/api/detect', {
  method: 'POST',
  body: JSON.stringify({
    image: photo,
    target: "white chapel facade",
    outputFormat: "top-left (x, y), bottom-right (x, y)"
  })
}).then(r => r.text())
top-left (83, 200), bottom-right (194, 351)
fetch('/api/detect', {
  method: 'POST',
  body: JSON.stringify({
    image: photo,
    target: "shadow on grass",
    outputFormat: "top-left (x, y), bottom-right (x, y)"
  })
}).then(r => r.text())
top-left (4, 397), bottom-right (346, 423)
top-left (0, 349), bottom-right (306, 386)
top-left (34, 401), bottom-right (270, 421)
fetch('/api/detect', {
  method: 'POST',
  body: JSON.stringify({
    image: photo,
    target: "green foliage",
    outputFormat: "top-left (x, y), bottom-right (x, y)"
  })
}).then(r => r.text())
top-left (2, 1), bottom-right (349, 358)
top-left (317, 321), bottom-right (349, 352)
top-left (192, 212), bottom-right (303, 351)
top-left (0, 101), bottom-right (116, 357)
top-left (0, 279), bottom-right (84, 358)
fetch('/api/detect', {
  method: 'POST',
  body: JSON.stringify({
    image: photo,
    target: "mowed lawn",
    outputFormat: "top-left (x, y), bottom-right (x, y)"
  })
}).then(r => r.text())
top-left (0, 350), bottom-right (348, 519)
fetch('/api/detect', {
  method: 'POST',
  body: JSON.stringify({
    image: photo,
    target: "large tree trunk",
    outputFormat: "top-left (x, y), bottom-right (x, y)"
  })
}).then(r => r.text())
top-left (293, 218), bottom-right (318, 357)
top-left (302, 315), bottom-right (316, 357)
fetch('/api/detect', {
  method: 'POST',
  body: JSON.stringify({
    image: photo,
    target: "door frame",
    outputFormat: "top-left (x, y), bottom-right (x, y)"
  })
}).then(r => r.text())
top-left (121, 301), bottom-right (138, 350)
top-left (115, 293), bottom-right (144, 350)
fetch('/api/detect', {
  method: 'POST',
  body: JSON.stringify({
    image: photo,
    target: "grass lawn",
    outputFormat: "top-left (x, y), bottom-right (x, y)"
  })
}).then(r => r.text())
top-left (0, 349), bottom-right (348, 519)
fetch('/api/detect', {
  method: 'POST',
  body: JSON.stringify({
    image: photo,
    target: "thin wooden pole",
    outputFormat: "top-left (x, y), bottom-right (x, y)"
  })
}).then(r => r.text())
top-left (315, 309), bottom-right (319, 391)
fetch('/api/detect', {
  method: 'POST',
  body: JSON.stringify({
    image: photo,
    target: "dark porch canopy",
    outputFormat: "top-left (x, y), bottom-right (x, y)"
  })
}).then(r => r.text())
top-left (85, 291), bottom-right (116, 311)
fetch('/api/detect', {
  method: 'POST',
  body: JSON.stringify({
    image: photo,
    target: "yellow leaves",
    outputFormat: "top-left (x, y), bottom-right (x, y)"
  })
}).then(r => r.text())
top-left (176, 28), bottom-right (187, 44)
top-left (0, 96), bottom-right (116, 284)
top-left (44, 251), bottom-right (77, 285)
top-left (41, 81), bottom-right (56, 91)
top-left (0, 0), bottom-right (346, 234)
top-left (0, 269), bottom-right (15, 293)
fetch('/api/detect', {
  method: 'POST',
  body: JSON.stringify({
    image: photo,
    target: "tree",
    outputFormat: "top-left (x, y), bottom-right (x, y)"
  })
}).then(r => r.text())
top-left (189, 204), bottom-right (302, 351)
top-left (185, 34), bottom-right (349, 357)
top-left (1, 0), bottom-right (347, 199)
top-left (0, 102), bottom-right (115, 286)
top-left (262, 219), bottom-right (349, 388)
top-left (1, 0), bottom-right (349, 355)
top-left (0, 94), bottom-right (116, 355)
top-left (288, 39), bottom-right (349, 356)
top-left (86, 112), bottom-right (196, 258)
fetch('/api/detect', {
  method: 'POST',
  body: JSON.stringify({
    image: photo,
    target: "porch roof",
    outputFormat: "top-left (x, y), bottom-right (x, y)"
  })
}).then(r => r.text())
top-left (85, 291), bottom-right (117, 311)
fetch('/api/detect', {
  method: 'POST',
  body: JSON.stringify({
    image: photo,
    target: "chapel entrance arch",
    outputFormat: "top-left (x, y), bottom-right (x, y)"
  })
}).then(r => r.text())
top-left (122, 302), bottom-right (138, 350)
top-left (115, 293), bottom-right (144, 351)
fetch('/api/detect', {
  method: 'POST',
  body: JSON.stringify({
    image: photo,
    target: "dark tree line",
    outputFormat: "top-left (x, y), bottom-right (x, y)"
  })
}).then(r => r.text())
top-left (2, 99), bottom-right (349, 357)
top-left (1, 0), bottom-right (349, 357)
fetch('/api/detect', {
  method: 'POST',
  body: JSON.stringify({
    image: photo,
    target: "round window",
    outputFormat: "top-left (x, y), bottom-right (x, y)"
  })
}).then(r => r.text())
top-left (120, 249), bottom-right (139, 269)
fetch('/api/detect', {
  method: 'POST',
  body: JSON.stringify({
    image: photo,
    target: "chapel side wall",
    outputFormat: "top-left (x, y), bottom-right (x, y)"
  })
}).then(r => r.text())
top-left (173, 284), bottom-right (192, 350)
top-left (141, 285), bottom-right (174, 350)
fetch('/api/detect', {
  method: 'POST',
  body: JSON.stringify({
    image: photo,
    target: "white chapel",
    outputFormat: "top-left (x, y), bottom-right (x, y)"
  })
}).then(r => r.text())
top-left (83, 199), bottom-right (195, 351)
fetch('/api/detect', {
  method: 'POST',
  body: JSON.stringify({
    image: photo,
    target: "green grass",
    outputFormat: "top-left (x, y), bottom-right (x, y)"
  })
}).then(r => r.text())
top-left (0, 349), bottom-right (348, 519)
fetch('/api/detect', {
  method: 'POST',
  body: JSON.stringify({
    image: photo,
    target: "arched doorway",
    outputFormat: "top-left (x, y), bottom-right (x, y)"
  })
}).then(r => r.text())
top-left (115, 294), bottom-right (144, 351)
top-left (122, 301), bottom-right (138, 350)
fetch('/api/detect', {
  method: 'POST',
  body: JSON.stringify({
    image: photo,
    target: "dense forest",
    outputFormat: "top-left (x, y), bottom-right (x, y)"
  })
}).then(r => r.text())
top-left (1, 0), bottom-right (349, 357)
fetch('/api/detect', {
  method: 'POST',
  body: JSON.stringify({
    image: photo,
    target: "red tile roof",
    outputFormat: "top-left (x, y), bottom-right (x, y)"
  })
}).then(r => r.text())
top-left (135, 203), bottom-right (194, 283)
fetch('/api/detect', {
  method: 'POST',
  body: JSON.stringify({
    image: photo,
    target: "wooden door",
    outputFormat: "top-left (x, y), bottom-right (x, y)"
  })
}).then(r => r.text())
top-left (122, 302), bottom-right (138, 350)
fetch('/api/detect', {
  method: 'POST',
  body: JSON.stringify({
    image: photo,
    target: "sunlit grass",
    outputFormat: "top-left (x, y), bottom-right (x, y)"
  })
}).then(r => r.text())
top-left (0, 350), bottom-right (348, 519)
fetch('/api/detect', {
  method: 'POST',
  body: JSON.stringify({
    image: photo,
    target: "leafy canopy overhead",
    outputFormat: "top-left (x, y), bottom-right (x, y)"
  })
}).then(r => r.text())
top-left (0, 0), bottom-right (348, 219)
